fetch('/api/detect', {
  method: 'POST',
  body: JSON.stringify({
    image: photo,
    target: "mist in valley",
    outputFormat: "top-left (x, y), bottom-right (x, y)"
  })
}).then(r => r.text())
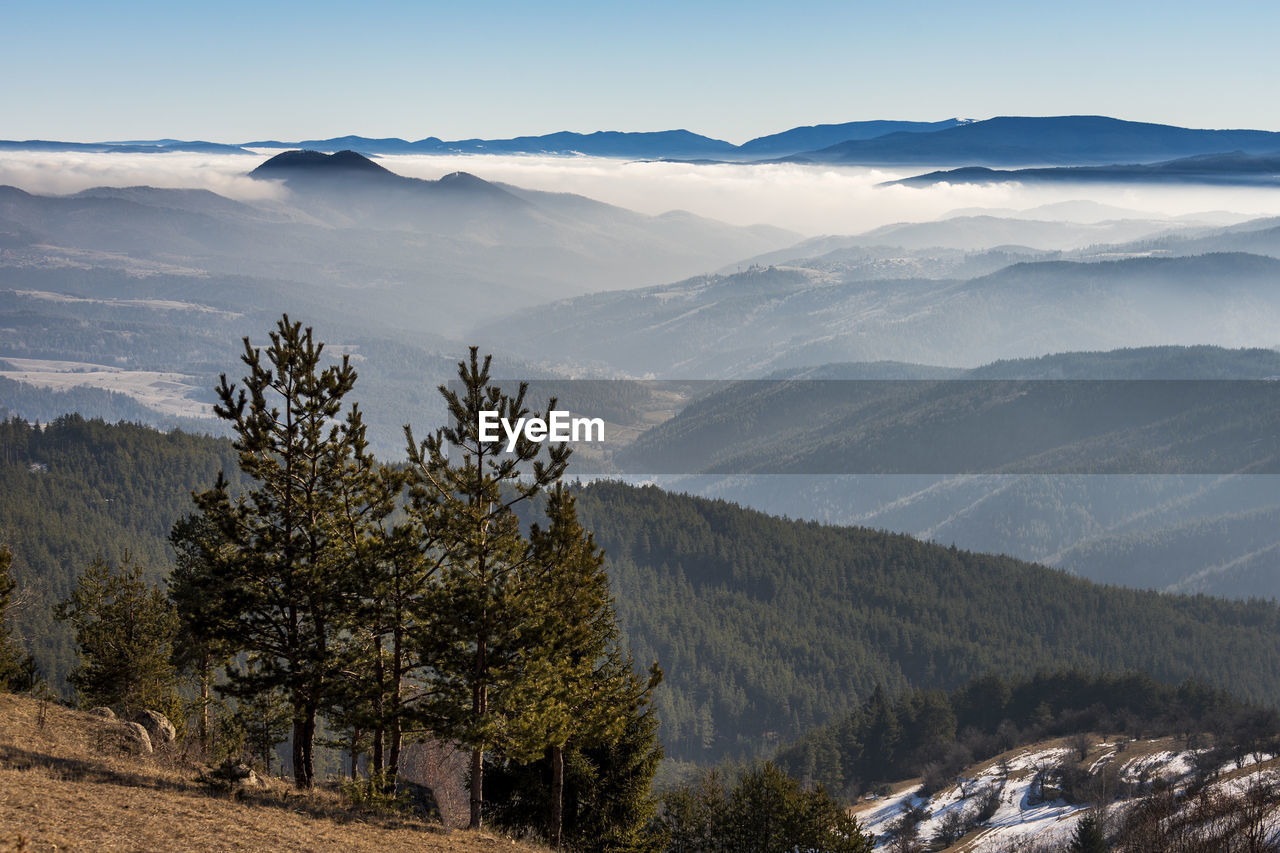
top-left (6, 149), bottom-right (1280, 235)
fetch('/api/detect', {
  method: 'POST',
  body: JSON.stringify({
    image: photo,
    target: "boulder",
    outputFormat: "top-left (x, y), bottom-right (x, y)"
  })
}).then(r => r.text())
top-left (88, 706), bottom-right (115, 719)
top-left (131, 709), bottom-right (176, 746)
top-left (121, 721), bottom-right (153, 755)
top-left (211, 760), bottom-right (259, 788)
top-left (220, 760), bottom-right (254, 782)
top-left (396, 778), bottom-right (442, 821)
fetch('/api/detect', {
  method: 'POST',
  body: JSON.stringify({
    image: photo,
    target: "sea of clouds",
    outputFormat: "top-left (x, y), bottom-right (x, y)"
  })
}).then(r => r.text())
top-left (4, 149), bottom-right (1280, 235)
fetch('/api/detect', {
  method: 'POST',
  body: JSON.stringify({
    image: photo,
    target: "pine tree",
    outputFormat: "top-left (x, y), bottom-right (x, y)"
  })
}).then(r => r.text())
top-left (168, 512), bottom-right (236, 751)
top-left (325, 424), bottom-right (413, 790)
top-left (404, 347), bottom-right (569, 829)
top-left (488, 686), bottom-right (666, 853)
top-left (655, 770), bottom-right (725, 853)
top-left (566, 696), bottom-right (665, 853)
top-left (859, 685), bottom-right (902, 782)
top-left (0, 545), bottom-right (36, 692)
top-left (189, 314), bottom-right (366, 789)
top-left (233, 667), bottom-right (293, 775)
top-left (506, 485), bottom-right (662, 847)
top-left (1069, 812), bottom-right (1107, 853)
top-left (657, 764), bottom-right (873, 853)
top-left (54, 553), bottom-right (178, 714)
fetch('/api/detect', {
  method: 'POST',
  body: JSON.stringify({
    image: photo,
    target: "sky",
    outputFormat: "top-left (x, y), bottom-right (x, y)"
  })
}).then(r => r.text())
top-left (4, 0), bottom-right (1279, 143)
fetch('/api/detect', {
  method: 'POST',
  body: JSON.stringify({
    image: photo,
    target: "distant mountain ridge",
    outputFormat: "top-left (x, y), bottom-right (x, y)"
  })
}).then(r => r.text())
top-left (614, 347), bottom-right (1280, 604)
top-left (11, 115), bottom-right (1280, 166)
top-left (735, 119), bottom-right (968, 155)
top-left (0, 139), bottom-right (252, 154)
top-left (478, 251), bottom-right (1280, 376)
top-left (247, 128), bottom-right (742, 159)
top-left (238, 117), bottom-right (1280, 165)
top-left (249, 149), bottom-right (528, 205)
top-left (786, 115), bottom-right (1280, 166)
top-left (250, 148), bottom-right (398, 177)
top-left (616, 347), bottom-right (1280, 476)
top-left (890, 150), bottom-right (1280, 187)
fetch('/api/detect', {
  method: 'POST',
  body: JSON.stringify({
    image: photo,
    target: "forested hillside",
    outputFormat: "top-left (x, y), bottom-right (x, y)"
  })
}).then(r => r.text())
top-left (773, 669), bottom-right (1270, 795)
top-left (617, 347), bottom-right (1280, 476)
top-left (0, 416), bottom-right (242, 687)
top-left (615, 346), bottom-right (1280, 602)
top-left (561, 483), bottom-right (1280, 762)
top-left (7, 418), bottom-right (1280, 767)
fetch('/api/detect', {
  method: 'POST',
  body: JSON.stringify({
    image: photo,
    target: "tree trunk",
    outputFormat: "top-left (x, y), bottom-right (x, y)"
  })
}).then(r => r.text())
top-left (199, 653), bottom-right (210, 753)
top-left (304, 718), bottom-right (315, 787)
top-left (470, 626), bottom-right (487, 830)
top-left (470, 745), bottom-right (484, 829)
top-left (292, 704), bottom-right (316, 789)
top-left (551, 744), bottom-right (565, 849)
top-left (389, 625), bottom-right (403, 781)
top-left (349, 727), bottom-right (362, 781)
top-left (372, 635), bottom-right (385, 788)
top-left (291, 711), bottom-right (309, 789)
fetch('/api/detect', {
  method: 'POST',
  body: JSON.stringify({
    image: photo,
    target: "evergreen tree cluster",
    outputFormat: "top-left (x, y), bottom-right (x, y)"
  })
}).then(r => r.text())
top-left (775, 670), bottom-right (1276, 797)
top-left (654, 762), bottom-right (873, 853)
top-left (163, 316), bottom-right (660, 846)
top-left (8, 410), bottom-right (1280, 781)
top-left (14, 319), bottom-right (1280, 851)
top-left (53, 552), bottom-right (179, 717)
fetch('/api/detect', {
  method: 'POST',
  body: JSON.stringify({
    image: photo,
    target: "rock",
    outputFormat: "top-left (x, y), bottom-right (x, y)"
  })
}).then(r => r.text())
top-left (221, 760), bottom-right (254, 781)
top-left (131, 709), bottom-right (176, 746)
top-left (121, 722), bottom-right (153, 755)
top-left (396, 778), bottom-right (442, 821)
top-left (213, 759), bottom-right (259, 785)
top-left (88, 706), bottom-right (115, 719)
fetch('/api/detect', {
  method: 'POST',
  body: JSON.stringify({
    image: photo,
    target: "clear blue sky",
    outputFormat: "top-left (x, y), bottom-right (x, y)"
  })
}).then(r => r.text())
top-left (4, 0), bottom-right (1277, 143)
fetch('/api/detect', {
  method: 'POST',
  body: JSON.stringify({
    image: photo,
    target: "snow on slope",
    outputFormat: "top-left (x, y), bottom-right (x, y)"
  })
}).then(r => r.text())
top-left (851, 735), bottom-right (1280, 851)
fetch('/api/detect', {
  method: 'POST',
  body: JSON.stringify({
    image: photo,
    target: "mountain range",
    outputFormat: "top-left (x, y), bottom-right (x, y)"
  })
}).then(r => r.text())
top-left (0, 150), bottom-right (795, 334)
top-left (0, 149), bottom-right (795, 455)
top-left (890, 150), bottom-right (1280, 187)
top-left (7, 116), bottom-right (1280, 170)
top-left (783, 115), bottom-right (1280, 166)
top-left (478, 252), bottom-right (1280, 376)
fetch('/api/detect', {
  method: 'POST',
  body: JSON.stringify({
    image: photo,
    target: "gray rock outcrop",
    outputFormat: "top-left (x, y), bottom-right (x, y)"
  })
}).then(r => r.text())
top-left (121, 721), bottom-right (153, 755)
top-left (131, 709), bottom-right (176, 746)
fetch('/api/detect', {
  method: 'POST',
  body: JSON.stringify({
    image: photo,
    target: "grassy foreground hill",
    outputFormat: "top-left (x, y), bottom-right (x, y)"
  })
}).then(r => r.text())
top-left (0, 693), bottom-right (542, 853)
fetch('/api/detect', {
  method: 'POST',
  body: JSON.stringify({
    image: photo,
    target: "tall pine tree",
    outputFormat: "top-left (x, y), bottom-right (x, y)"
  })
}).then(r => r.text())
top-left (506, 485), bottom-right (662, 847)
top-left (404, 347), bottom-right (569, 829)
top-left (168, 512), bottom-right (235, 751)
top-left (188, 315), bottom-right (366, 789)
top-left (325, 416), bottom-right (420, 789)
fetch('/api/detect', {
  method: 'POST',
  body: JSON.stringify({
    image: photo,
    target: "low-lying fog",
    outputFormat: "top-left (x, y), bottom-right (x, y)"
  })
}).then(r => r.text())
top-left (4, 149), bottom-right (1280, 235)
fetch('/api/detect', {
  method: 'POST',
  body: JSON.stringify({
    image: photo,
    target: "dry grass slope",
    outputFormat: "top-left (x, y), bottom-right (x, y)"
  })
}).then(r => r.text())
top-left (0, 693), bottom-right (544, 853)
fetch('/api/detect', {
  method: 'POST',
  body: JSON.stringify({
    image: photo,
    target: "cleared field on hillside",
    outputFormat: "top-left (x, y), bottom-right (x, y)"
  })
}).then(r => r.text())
top-left (0, 694), bottom-right (540, 853)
